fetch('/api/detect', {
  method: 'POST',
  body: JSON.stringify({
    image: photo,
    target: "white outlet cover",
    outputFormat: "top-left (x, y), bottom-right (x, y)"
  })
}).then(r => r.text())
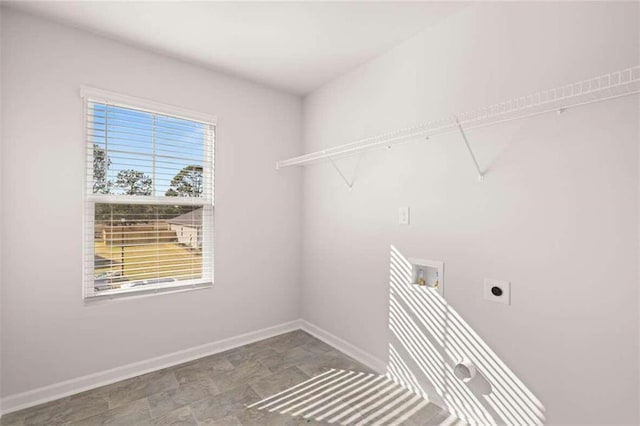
top-left (399, 207), bottom-right (410, 225)
top-left (484, 279), bottom-right (510, 305)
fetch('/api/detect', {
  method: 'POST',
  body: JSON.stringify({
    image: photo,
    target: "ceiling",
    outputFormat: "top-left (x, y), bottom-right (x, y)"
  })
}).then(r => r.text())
top-left (5, 1), bottom-right (466, 94)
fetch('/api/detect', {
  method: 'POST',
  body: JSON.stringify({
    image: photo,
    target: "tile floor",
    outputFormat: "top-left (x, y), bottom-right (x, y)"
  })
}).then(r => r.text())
top-left (0, 330), bottom-right (453, 425)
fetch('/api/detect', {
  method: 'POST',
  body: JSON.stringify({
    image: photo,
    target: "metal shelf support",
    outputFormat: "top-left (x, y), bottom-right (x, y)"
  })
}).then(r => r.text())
top-left (328, 154), bottom-right (363, 189)
top-left (455, 118), bottom-right (484, 182)
top-left (329, 157), bottom-right (354, 189)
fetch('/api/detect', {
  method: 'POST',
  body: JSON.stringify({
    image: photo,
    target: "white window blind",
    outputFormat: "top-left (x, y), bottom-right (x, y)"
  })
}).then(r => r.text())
top-left (82, 88), bottom-right (215, 299)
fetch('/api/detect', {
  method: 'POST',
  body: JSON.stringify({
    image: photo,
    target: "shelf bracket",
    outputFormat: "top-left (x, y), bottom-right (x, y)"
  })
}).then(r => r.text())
top-left (328, 155), bottom-right (361, 189)
top-left (455, 118), bottom-right (484, 182)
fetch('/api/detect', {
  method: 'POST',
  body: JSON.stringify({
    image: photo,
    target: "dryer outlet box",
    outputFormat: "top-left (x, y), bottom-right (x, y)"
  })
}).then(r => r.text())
top-left (484, 279), bottom-right (510, 305)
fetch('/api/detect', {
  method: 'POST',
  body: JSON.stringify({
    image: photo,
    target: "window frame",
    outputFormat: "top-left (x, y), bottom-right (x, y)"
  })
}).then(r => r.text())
top-left (81, 87), bottom-right (216, 300)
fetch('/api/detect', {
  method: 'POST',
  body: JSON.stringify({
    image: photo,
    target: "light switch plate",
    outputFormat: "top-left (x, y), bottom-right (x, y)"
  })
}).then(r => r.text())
top-left (484, 279), bottom-right (510, 305)
top-left (399, 207), bottom-right (410, 225)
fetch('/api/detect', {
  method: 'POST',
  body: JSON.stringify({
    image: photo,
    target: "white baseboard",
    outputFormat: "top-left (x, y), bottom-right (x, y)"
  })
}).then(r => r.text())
top-left (299, 319), bottom-right (386, 373)
top-left (0, 319), bottom-right (302, 416)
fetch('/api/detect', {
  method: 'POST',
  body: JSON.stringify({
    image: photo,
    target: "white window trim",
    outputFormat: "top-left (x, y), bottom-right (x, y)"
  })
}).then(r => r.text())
top-left (80, 86), bottom-right (217, 125)
top-left (81, 87), bottom-right (216, 301)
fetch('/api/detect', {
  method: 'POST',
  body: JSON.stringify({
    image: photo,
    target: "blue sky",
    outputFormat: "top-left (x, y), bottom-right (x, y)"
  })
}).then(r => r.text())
top-left (89, 103), bottom-right (210, 196)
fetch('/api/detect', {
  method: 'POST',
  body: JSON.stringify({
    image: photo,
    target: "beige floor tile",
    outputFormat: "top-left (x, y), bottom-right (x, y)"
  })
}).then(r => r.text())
top-left (248, 366), bottom-right (310, 399)
top-left (190, 384), bottom-right (260, 423)
top-left (149, 406), bottom-right (197, 426)
top-left (68, 398), bottom-right (151, 426)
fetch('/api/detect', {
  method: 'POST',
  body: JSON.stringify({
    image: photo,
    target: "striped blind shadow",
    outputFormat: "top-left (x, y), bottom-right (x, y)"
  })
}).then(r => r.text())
top-left (388, 245), bottom-right (545, 426)
top-left (247, 368), bottom-right (459, 425)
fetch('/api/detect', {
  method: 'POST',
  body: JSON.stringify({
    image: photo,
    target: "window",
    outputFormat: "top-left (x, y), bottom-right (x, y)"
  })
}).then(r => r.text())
top-left (82, 88), bottom-right (215, 298)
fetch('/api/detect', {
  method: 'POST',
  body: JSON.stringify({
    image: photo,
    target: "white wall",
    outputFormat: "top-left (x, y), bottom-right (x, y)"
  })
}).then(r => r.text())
top-left (0, 9), bottom-right (302, 398)
top-left (301, 2), bottom-right (639, 425)
top-left (0, 5), bottom-right (4, 408)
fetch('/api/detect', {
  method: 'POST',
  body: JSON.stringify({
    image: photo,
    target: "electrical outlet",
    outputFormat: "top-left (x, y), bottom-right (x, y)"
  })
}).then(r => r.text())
top-left (484, 279), bottom-right (510, 305)
top-left (398, 207), bottom-right (410, 225)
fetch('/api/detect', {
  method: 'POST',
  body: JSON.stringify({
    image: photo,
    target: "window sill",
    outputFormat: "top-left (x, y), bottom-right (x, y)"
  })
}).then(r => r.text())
top-left (84, 281), bottom-right (212, 303)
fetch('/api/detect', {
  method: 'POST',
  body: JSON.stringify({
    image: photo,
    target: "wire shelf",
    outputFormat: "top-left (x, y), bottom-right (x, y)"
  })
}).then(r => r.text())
top-left (276, 66), bottom-right (640, 169)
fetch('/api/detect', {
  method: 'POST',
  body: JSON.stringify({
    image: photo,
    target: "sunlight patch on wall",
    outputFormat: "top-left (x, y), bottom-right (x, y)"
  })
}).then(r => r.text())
top-left (387, 245), bottom-right (545, 426)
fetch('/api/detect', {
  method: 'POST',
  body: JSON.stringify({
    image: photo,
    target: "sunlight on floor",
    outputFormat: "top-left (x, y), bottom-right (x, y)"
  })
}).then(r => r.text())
top-left (247, 368), bottom-right (461, 425)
